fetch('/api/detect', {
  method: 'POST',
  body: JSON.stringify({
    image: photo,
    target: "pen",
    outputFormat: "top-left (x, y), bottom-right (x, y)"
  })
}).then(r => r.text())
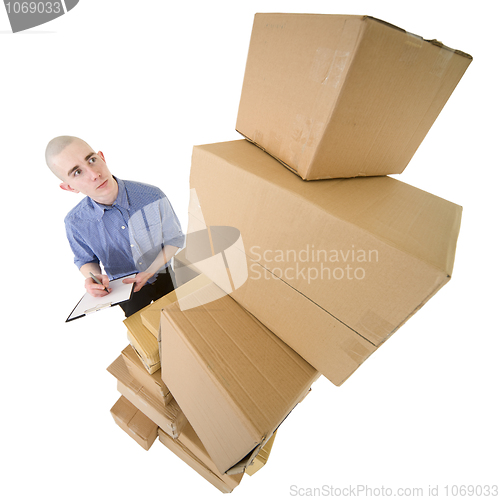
top-left (89, 272), bottom-right (110, 293)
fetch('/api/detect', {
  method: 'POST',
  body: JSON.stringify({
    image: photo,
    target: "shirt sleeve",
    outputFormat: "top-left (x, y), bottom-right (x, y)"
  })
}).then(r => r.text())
top-left (159, 195), bottom-right (186, 249)
top-left (65, 219), bottom-right (100, 270)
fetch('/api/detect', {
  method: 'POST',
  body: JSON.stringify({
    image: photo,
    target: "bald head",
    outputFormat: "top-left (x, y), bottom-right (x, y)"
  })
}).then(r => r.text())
top-left (45, 136), bottom-right (92, 179)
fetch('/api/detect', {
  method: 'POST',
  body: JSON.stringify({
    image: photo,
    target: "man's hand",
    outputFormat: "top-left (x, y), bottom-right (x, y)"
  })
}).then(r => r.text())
top-left (84, 273), bottom-right (111, 298)
top-left (122, 272), bottom-right (155, 293)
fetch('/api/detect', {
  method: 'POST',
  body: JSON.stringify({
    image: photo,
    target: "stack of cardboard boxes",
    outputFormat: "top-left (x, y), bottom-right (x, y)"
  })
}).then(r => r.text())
top-left (107, 273), bottom-right (317, 493)
top-left (106, 13), bottom-right (472, 493)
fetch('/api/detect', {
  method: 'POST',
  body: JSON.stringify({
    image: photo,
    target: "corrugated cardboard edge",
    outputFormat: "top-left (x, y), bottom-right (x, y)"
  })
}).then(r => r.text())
top-left (107, 353), bottom-right (186, 438)
top-left (121, 344), bottom-right (172, 405)
top-left (364, 16), bottom-right (472, 59)
top-left (245, 430), bottom-right (277, 476)
top-left (126, 332), bottom-right (160, 374)
top-left (117, 380), bottom-right (187, 439)
top-left (176, 422), bottom-right (245, 488)
top-left (158, 428), bottom-right (242, 494)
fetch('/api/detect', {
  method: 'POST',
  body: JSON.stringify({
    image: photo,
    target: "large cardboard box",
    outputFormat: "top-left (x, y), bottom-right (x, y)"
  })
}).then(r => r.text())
top-left (189, 140), bottom-right (462, 385)
top-left (110, 395), bottom-right (158, 451)
top-left (107, 353), bottom-right (187, 438)
top-left (236, 13), bottom-right (472, 180)
top-left (160, 282), bottom-right (319, 474)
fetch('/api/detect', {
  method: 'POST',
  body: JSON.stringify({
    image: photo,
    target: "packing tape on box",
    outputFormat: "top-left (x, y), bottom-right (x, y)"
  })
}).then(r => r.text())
top-left (339, 337), bottom-right (374, 366)
top-left (355, 310), bottom-right (397, 346)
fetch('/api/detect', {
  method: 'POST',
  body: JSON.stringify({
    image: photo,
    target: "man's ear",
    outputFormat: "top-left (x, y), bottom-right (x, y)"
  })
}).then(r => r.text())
top-left (98, 151), bottom-right (105, 162)
top-left (60, 182), bottom-right (79, 194)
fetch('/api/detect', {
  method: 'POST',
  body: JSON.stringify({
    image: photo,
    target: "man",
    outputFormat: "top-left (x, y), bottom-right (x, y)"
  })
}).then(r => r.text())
top-left (46, 135), bottom-right (185, 317)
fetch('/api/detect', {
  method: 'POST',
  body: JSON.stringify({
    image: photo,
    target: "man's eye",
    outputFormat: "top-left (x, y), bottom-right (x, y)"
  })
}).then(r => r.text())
top-left (89, 157), bottom-right (96, 164)
top-left (74, 169), bottom-right (82, 176)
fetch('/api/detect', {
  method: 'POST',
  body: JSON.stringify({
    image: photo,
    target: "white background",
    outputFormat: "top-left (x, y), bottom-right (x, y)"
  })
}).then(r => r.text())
top-left (1, 1), bottom-right (498, 499)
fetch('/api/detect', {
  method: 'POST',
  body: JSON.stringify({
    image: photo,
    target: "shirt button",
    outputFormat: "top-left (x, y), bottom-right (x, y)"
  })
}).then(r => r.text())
top-left (121, 226), bottom-right (126, 229)
top-left (130, 244), bottom-right (134, 248)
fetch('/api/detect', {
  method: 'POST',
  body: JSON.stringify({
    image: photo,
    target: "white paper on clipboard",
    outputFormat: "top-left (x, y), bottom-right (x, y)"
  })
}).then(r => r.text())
top-left (66, 274), bottom-right (136, 322)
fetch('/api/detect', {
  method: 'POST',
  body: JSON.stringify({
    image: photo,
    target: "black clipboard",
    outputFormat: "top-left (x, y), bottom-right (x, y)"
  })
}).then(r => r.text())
top-left (66, 273), bottom-right (137, 322)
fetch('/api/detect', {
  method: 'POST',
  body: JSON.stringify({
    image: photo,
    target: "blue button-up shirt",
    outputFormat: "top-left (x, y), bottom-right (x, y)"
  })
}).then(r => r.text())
top-left (65, 177), bottom-right (185, 281)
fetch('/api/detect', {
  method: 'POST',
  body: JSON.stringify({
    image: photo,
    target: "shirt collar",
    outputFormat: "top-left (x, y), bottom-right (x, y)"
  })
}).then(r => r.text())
top-left (89, 177), bottom-right (129, 220)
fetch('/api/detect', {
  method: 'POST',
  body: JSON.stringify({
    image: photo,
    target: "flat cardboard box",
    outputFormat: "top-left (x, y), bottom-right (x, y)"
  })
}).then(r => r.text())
top-left (236, 13), bottom-right (472, 180)
top-left (158, 427), bottom-right (243, 493)
top-left (124, 309), bottom-right (161, 374)
top-left (189, 140), bottom-right (462, 385)
top-left (110, 395), bottom-right (158, 451)
top-left (160, 282), bottom-right (319, 474)
top-left (121, 344), bottom-right (171, 405)
top-left (107, 353), bottom-right (186, 438)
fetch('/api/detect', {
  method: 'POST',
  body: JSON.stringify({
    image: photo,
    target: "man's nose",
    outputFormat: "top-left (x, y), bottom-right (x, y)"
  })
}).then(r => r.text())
top-left (88, 165), bottom-right (101, 180)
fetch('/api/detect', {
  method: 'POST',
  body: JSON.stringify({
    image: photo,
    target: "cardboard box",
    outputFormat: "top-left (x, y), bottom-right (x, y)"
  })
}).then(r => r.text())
top-left (158, 427), bottom-right (243, 493)
top-left (124, 308), bottom-right (161, 374)
top-left (160, 282), bottom-right (319, 474)
top-left (121, 344), bottom-right (171, 405)
top-left (110, 395), bottom-right (158, 451)
top-left (189, 140), bottom-right (462, 385)
top-left (236, 13), bottom-right (472, 180)
top-left (107, 353), bottom-right (187, 438)
top-left (140, 274), bottom-right (213, 338)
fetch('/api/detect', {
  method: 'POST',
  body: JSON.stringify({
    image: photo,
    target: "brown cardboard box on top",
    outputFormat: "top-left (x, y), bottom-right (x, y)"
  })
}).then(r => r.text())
top-left (189, 139), bottom-right (462, 386)
top-left (236, 13), bottom-right (472, 180)
top-left (110, 395), bottom-right (158, 451)
top-left (160, 281), bottom-right (319, 475)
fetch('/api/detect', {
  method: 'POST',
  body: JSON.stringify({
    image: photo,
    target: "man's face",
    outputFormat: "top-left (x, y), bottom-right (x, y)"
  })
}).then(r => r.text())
top-left (52, 139), bottom-right (118, 205)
